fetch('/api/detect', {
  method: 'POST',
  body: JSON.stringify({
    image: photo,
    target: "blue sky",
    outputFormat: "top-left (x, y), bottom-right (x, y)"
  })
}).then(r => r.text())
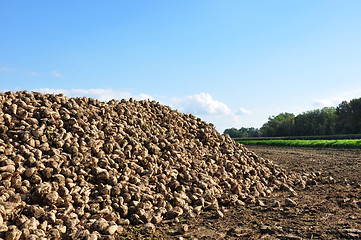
top-left (1, 1), bottom-right (361, 132)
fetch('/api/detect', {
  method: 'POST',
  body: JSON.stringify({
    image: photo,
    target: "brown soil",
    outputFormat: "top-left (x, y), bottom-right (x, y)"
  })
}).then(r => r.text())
top-left (132, 146), bottom-right (361, 239)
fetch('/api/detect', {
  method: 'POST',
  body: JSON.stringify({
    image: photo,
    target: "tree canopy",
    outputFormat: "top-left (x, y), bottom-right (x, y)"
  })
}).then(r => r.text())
top-left (224, 97), bottom-right (361, 137)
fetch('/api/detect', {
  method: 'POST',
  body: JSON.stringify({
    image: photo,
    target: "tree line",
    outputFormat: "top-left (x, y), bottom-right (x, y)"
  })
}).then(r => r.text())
top-left (224, 97), bottom-right (361, 138)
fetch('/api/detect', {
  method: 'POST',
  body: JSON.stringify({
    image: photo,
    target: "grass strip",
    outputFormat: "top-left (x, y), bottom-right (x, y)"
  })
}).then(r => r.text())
top-left (237, 139), bottom-right (361, 149)
top-left (233, 133), bottom-right (361, 141)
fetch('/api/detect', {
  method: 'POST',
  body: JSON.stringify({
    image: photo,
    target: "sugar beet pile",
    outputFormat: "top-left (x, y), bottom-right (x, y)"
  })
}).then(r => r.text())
top-left (0, 91), bottom-right (293, 239)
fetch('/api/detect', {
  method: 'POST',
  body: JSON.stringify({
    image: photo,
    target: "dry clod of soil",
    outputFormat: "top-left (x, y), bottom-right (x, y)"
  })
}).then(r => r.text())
top-left (178, 224), bottom-right (189, 234)
top-left (339, 228), bottom-right (361, 238)
top-left (325, 176), bottom-right (336, 184)
top-left (142, 222), bottom-right (156, 234)
top-left (268, 200), bottom-right (281, 208)
top-left (227, 227), bottom-right (253, 237)
top-left (256, 199), bottom-right (266, 207)
top-left (277, 233), bottom-right (302, 240)
top-left (284, 198), bottom-right (297, 207)
top-left (215, 209), bottom-right (224, 218)
top-left (0, 91), bottom-right (297, 239)
top-left (260, 225), bottom-right (275, 234)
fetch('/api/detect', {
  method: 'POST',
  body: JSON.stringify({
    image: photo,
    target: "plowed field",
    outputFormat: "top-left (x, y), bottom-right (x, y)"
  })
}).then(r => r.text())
top-left (140, 146), bottom-right (361, 239)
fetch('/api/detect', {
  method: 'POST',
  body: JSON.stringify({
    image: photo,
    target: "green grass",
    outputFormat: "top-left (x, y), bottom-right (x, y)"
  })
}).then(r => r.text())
top-left (237, 139), bottom-right (361, 148)
top-left (233, 133), bottom-right (361, 141)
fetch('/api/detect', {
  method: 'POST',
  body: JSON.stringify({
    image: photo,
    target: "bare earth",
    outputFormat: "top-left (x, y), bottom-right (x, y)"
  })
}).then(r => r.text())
top-left (123, 146), bottom-right (361, 239)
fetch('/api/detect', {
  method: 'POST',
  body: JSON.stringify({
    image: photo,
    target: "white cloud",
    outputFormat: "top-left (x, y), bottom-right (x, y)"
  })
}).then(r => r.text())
top-left (236, 107), bottom-right (252, 115)
top-left (32, 88), bottom-right (153, 102)
top-left (313, 99), bottom-right (340, 108)
top-left (0, 66), bottom-right (14, 72)
top-left (172, 93), bottom-right (232, 115)
top-left (313, 89), bottom-right (361, 108)
top-left (51, 71), bottom-right (63, 78)
top-left (0, 66), bottom-right (38, 76)
top-left (24, 71), bottom-right (38, 76)
top-left (136, 93), bottom-right (153, 100)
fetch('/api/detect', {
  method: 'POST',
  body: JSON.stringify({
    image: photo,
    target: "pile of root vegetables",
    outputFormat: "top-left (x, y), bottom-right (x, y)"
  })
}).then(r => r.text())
top-left (0, 91), bottom-right (295, 239)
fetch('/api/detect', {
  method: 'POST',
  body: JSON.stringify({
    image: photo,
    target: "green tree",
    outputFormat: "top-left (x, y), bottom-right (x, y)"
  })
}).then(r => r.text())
top-left (223, 127), bottom-right (241, 138)
top-left (223, 127), bottom-right (260, 138)
top-left (336, 98), bottom-right (361, 134)
top-left (260, 113), bottom-right (295, 137)
top-left (295, 107), bottom-right (336, 136)
top-left (321, 107), bottom-right (337, 135)
top-left (225, 97), bottom-right (361, 137)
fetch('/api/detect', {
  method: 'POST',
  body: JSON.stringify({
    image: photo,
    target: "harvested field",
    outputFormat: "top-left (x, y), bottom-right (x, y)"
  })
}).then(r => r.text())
top-left (147, 146), bottom-right (361, 239)
top-left (1, 91), bottom-right (360, 239)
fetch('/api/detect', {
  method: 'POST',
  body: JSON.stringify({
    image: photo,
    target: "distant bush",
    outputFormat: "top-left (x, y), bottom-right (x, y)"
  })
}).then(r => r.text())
top-left (224, 127), bottom-right (260, 138)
